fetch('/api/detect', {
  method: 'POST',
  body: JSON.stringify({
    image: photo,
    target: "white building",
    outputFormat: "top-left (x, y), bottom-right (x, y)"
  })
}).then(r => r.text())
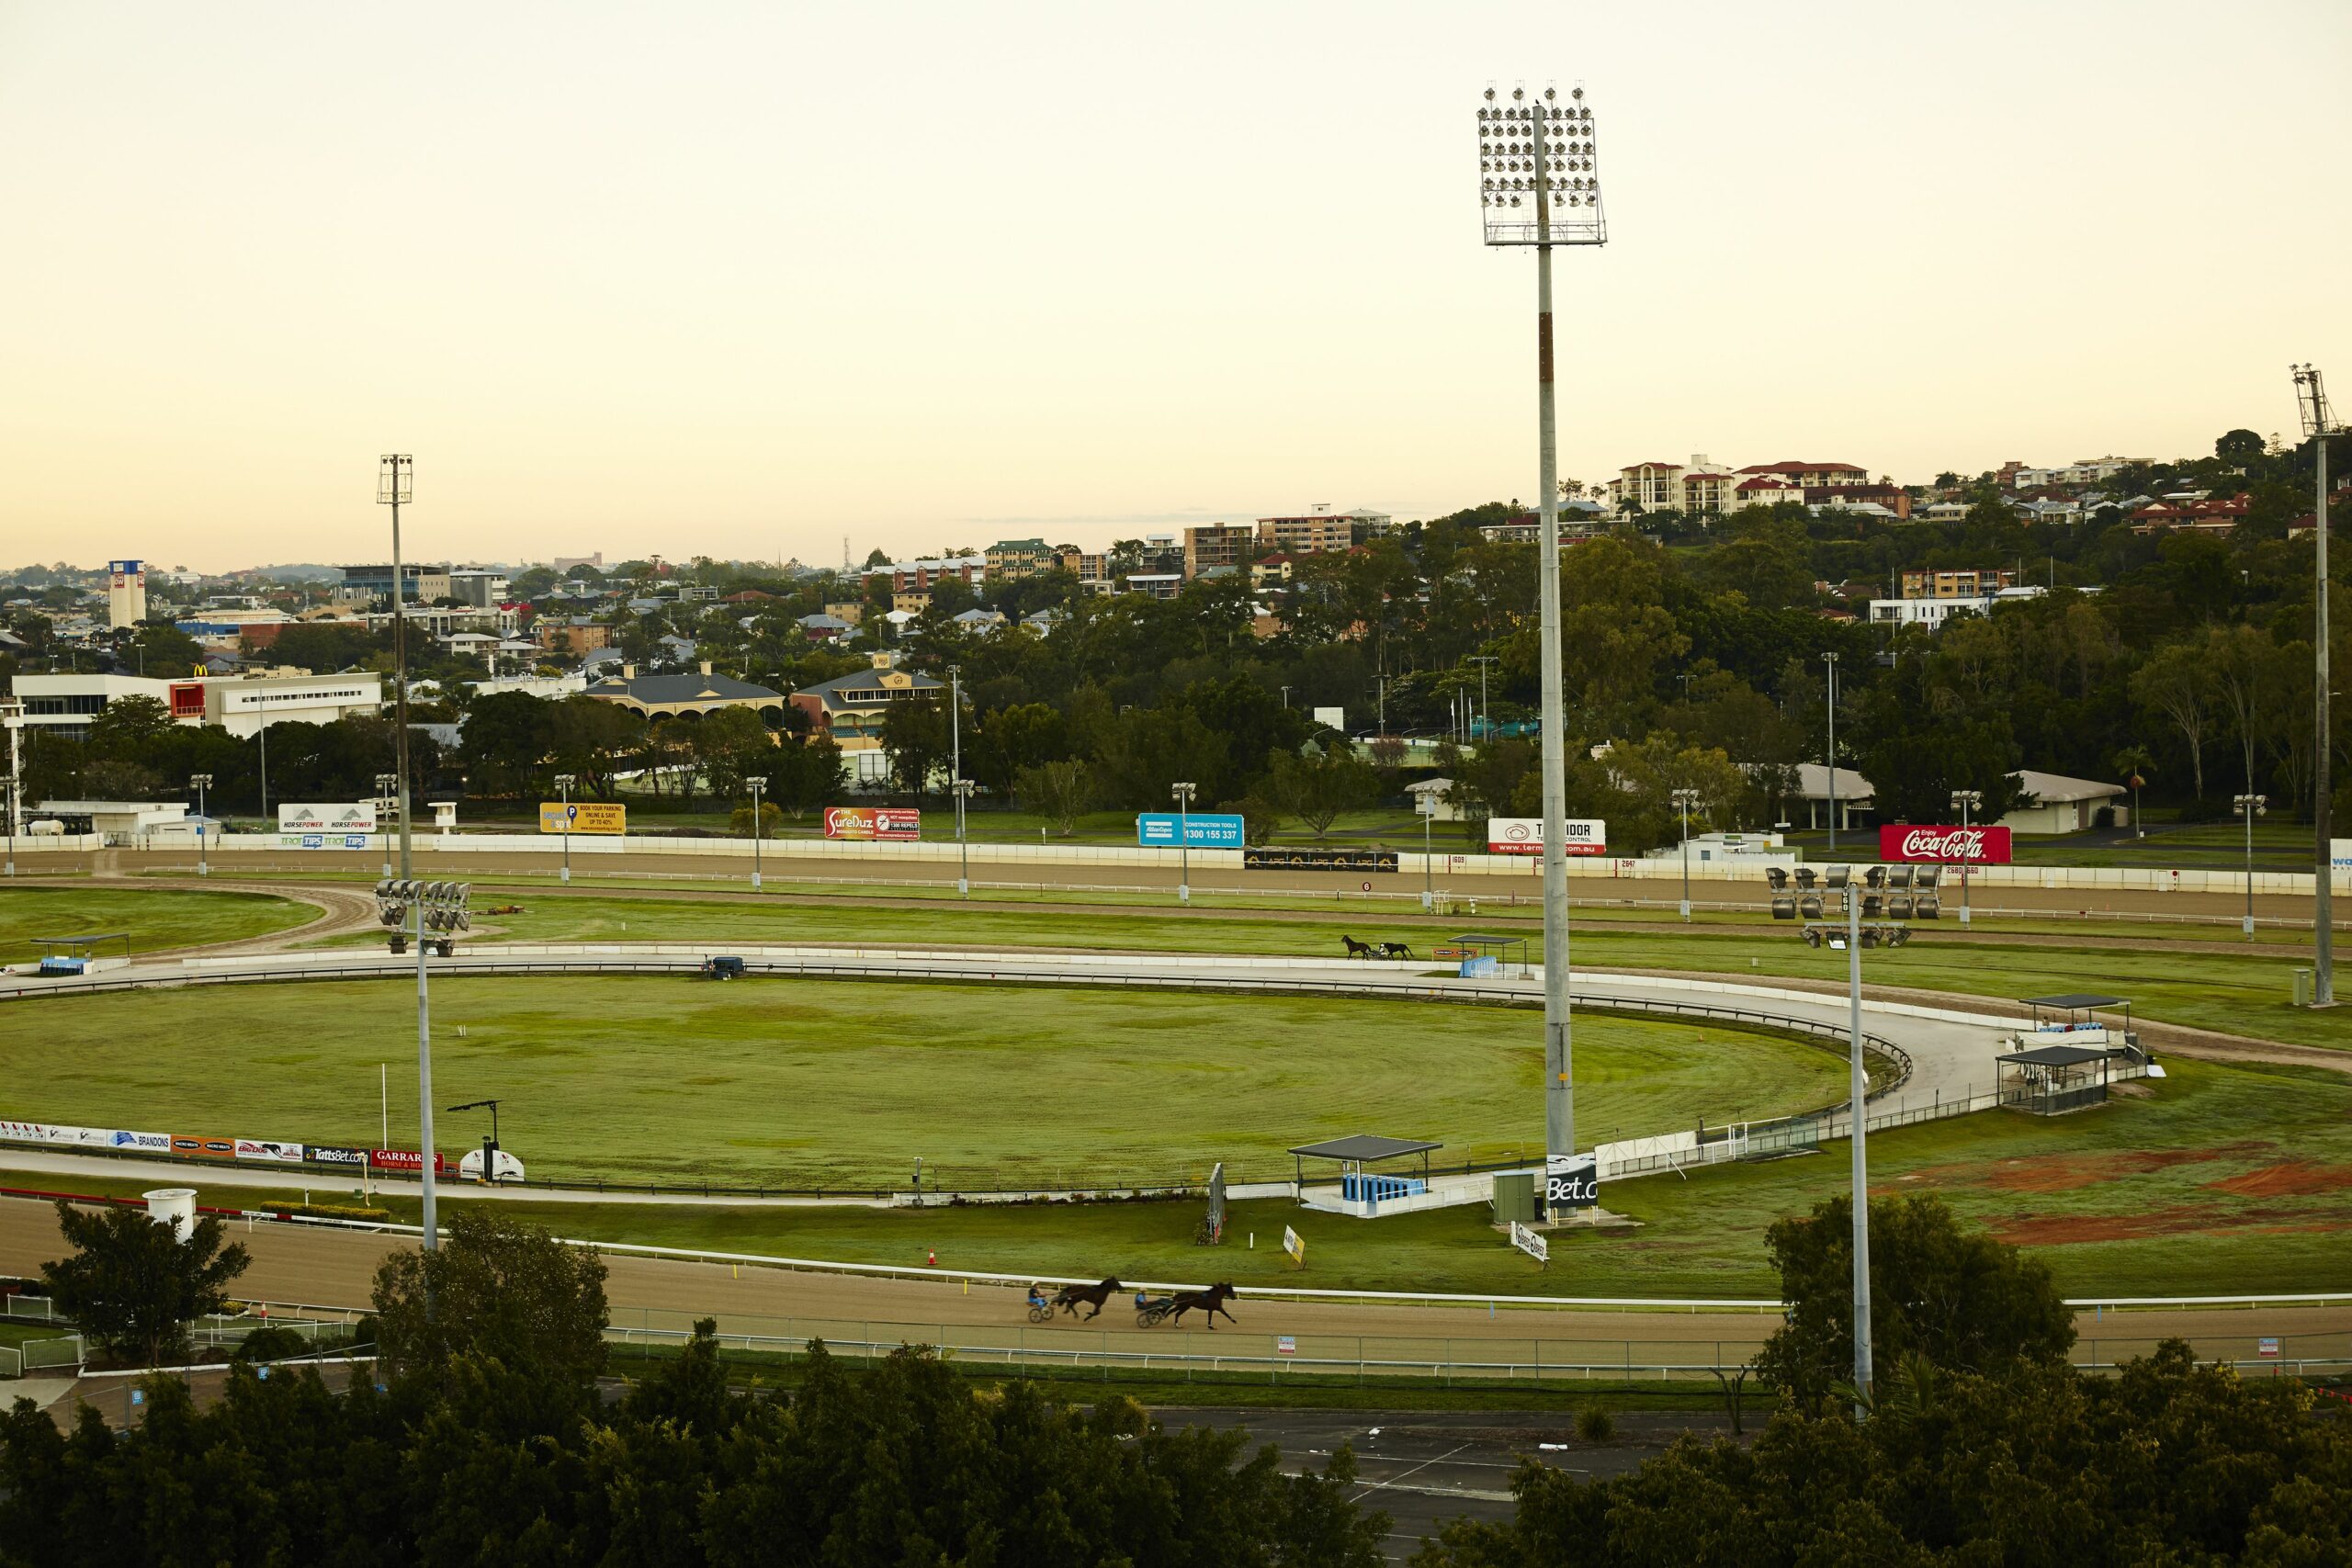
top-left (2003, 771), bottom-right (2128, 833)
top-left (193, 673), bottom-right (385, 738)
top-left (11, 673), bottom-right (175, 740)
top-left (1868, 586), bottom-right (2047, 629)
top-left (107, 559), bottom-right (147, 628)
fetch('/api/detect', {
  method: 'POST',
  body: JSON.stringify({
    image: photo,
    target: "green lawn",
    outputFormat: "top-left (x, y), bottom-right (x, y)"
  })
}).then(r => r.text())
top-left (0, 886), bottom-right (315, 964)
top-left (233, 1058), bottom-right (2352, 1301)
top-left (0, 976), bottom-right (1843, 1190)
top-left (371, 891), bottom-right (2352, 1050)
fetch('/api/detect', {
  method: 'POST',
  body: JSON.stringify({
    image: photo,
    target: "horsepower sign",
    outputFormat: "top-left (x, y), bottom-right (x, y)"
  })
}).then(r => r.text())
top-left (1879, 824), bottom-right (2012, 863)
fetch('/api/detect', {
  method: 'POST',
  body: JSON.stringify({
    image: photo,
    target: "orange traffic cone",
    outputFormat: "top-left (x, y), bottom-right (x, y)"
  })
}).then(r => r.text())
top-left (927, 1248), bottom-right (937, 1268)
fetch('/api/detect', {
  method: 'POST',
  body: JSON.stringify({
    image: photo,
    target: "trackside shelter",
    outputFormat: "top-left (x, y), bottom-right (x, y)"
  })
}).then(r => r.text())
top-left (1996, 1043), bottom-right (2116, 1115)
top-left (1290, 1134), bottom-right (1441, 1204)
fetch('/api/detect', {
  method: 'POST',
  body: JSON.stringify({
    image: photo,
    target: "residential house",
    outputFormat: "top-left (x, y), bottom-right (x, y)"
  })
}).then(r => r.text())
top-left (789, 652), bottom-right (944, 751)
top-left (583, 662), bottom-right (785, 725)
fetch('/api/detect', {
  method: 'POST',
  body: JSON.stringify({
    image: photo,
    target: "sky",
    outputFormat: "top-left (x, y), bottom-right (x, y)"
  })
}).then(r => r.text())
top-left (1, 0), bottom-right (2346, 574)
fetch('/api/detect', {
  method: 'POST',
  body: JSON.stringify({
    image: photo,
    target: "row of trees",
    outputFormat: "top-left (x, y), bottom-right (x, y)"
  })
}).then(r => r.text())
top-left (14, 1199), bottom-right (2346, 1562)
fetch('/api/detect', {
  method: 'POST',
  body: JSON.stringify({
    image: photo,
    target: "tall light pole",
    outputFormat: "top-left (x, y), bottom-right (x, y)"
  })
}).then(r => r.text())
top-left (2294, 365), bottom-right (2340, 1005)
top-left (379, 456), bottom-right (415, 880)
top-left (1671, 786), bottom-right (1700, 921)
top-left (1, 697), bottom-right (20, 877)
top-left (948, 664), bottom-right (966, 897)
top-left (1471, 655), bottom-right (1498, 744)
top-left (748, 775), bottom-right (765, 891)
top-left (2236, 793), bottom-right (2267, 939)
top-left (1419, 788), bottom-right (1438, 910)
top-left (1479, 79), bottom-right (1605, 1204)
top-left (1951, 789), bottom-right (1983, 927)
top-left (553, 773), bottom-right (575, 884)
top-left (1171, 781), bottom-right (1197, 904)
top-left (1842, 862), bottom-right (1871, 1416)
top-left (953, 777), bottom-right (974, 897)
top-left (374, 773), bottom-right (398, 878)
top-left (190, 773), bottom-right (212, 878)
top-left (1822, 651), bottom-right (1840, 852)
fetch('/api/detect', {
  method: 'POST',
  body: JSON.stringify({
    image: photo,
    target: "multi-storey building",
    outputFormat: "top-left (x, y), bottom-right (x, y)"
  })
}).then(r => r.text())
top-left (1899, 568), bottom-right (2016, 599)
top-left (984, 538), bottom-right (1054, 581)
top-left (1255, 505), bottom-right (1392, 554)
top-left (106, 560), bottom-right (147, 627)
top-left (789, 652), bottom-right (944, 750)
top-left (1182, 524), bottom-right (1256, 579)
top-left (863, 554), bottom-right (986, 592)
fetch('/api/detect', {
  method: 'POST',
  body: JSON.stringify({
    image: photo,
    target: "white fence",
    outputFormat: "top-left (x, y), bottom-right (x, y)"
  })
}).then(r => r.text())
top-left (114, 828), bottom-right (2349, 898)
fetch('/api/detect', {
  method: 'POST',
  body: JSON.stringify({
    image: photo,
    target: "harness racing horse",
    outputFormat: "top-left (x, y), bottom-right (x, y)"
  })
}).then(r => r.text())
top-left (1053, 1277), bottom-right (1124, 1320)
top-left (1340, 935), bottom-right (1376, 960)
top-left (1378, 942), bottom-right (1414, 959)
top-left (1167, 1281), bottom-right (1239, 1330)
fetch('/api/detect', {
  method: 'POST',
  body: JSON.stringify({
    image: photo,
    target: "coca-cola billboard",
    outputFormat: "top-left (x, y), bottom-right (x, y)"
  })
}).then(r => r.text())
top-left (1878, 824), bottom-right (2012, 863)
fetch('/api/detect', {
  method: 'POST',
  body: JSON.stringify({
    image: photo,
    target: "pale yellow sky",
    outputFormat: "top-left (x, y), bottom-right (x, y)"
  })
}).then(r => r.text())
top-left (2, 1), bottom-right (2346, 572)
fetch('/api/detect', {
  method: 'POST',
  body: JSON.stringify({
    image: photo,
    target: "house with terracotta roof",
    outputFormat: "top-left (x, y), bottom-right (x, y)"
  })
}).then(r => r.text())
top-left (2128, 492), bottom-right (2248, 536)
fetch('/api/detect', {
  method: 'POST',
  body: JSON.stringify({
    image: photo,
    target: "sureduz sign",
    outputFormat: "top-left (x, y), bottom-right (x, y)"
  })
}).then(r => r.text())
top-left (1878, 824), bottom-right (2012, 863)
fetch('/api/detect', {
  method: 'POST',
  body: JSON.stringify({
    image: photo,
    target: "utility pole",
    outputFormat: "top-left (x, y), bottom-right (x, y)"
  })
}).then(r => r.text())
top-left (948, 664), bottom-right (967, 897)
top-left (1844, 869), bottom-right (1871, 1416)
top-left (1951, 789), bottom-right (1983, 927)
top-left (1477, 79), bottom-right (1605, 1206)
top-left (748, 776), bottom-right (765, 891)
top-left (2295, 365), bottom-right (2339, 1005)
top-left (1671, 786), bottom-right (1699, 921)
top-left (1470, 656), bottom-right (1497, 742)
top-left (1171, 781), bottom-right (1197, 904)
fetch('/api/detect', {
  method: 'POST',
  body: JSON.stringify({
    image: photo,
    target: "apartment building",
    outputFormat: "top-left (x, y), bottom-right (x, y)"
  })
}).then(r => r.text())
top-left (863, 554), bottom-right (986, 592)
top-left (1182, 524), bottom-right (1257, 579)
top-left (1899, 569), bottom-right (2017, 599)
top-left (1255, 505), bottom-right (1393, 554)
top-left (984, 539), bottom-right (1054, 581)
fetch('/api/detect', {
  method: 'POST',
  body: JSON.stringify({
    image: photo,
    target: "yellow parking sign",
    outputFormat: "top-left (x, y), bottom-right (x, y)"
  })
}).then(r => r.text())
top-left (539, 801), bottom-right (627, 835)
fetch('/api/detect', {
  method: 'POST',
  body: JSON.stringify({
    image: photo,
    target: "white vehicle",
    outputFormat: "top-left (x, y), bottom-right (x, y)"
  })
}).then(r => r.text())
top-left (457, 1147), bottom-right (526, 1184)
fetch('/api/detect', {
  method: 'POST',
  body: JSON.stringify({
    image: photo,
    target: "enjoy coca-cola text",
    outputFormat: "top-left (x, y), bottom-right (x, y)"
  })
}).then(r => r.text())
top-left (1876, 824), bottom-right (2012, 863)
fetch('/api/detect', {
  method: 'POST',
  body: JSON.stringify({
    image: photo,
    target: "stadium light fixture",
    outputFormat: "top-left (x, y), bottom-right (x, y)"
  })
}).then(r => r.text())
top-left (1756, 862), bottom-right (1876, 1413)
top-left (1949, 790), bottom-right (1984, 927)
top-left (2293, 365), bottom-right (2339, 1005)
top-left (2234, 793), bottom-right (2267, 938)
top-left (748, 775), bottom-right (765, 891)
top-left (1477, 79), bottom-right (1608, 1205)
top-left (188, 773), bottom-right (213, 878)
top-left (375, 773), bottom-right (399, 877)
top-left (375, 875), bottom-right (469, 1252)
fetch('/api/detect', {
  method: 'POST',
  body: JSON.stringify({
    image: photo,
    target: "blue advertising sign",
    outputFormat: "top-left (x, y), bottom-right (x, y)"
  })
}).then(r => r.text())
top-left (1136, 813), bottom-right (1246, 847)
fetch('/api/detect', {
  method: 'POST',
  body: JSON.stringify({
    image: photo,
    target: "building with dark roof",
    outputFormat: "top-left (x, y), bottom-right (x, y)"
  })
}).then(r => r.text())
top-left (583, 661), bottom-right (785, 725)
top-left (790, 653), bottom-right (944, 751)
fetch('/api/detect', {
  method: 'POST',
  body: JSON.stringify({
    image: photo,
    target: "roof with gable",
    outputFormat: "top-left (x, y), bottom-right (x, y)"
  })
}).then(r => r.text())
top-left (583, 671), bottom-right (782, 705)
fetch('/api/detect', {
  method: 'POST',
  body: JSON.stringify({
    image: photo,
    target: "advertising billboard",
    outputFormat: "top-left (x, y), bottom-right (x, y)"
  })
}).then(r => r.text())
top-left (823, 806), bottom-right (922, 840)
top-left (304, 1145), bottom-right (369, 1168)
top-left (1544, 1152), bottom-right (1599, 1211)
top-left (1487, 818), bottom-right (1608, 856)
top-left (1136, 812), bottom-right (1246, 847)
top-left (369, 1147), bottom-right (450, 1175)
top-left (234, 1138), bottom-right (306, 1165)
top-left (1878, 824), bottom-right (2013, 863)
top-left (277, 802), bottom-right (379, 834)
top-left (538, 800), bottom-right (628, 835)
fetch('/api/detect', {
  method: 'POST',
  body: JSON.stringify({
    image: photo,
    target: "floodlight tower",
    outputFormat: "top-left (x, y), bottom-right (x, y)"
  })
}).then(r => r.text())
top-left (379, 456), bottom-right (415, 879)
top-left (2293, 365), bottom-right (2340, 1005)
top-left (1478, 80), bottom-right (1605, 1201)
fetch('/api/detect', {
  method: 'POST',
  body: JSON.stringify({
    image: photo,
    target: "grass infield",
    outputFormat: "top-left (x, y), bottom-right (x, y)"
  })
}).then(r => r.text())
top-left (0, 976), bottom-right (1845, 1191)
top-left (0, 886), bottom-right (314, 964)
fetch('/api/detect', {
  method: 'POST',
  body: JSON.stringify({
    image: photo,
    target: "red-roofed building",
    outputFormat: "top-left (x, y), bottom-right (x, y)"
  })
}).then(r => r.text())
top-left (2130, 493), bottom-right (2249, 536)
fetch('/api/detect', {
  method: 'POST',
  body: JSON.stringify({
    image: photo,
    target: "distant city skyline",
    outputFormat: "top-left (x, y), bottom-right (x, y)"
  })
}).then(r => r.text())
top-left (1, 0), bottom-right (2345, 574)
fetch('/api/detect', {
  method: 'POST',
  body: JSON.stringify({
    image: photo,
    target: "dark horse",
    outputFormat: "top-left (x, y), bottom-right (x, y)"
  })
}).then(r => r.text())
top-left (1168, 1281), bottom-right (1239, 1330)
top-left (1340, 935), bottom-right (1376, 960)
top-left (1378, 941), bottom-right (1414, 960)
top-left (1053, 1277), bottom-right (1124, 1320)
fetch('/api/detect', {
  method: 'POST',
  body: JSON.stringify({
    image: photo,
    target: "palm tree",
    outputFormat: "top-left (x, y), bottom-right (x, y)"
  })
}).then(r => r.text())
top-left (2109, 744), bottom-right (2155, 838)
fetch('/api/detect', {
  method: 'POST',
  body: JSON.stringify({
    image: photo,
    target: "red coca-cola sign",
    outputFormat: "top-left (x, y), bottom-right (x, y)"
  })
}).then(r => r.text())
top-left (1879, 824), bottom-right (2011, 863)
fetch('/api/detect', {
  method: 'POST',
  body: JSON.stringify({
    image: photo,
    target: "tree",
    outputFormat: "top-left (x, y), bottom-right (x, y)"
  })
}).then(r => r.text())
top-left (1753, 1192), bottom-right (2075, 1409)
top-left (370, 1208), bottom-right (608, 1386)
top-left (729, 800), bottom-right (782, 838)
top-left (752, 732), bottom-right (847, 819)
top-left (2109, 742), bottom-right (2154, 833)
top-left (1267, 744), bottom-right (1377, 839)
top-left (40, 1201), bottom-right (251, 1368)
top-left (2132, 637), bottom-right (2218, 799)
top-left (1015, 758), bottom-right (1093, 835)
top-left (2216, 427), bottom-right (2266, 467)
top-left (84, 694), bottom-right (175, 755)
top-left (878, 692), bottom-right (955, 795)
top-left (129, 621), bottom-right (203, 676)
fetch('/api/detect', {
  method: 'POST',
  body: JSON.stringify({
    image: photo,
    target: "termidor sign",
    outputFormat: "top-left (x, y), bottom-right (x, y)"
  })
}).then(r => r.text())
top-left (1878, 824), bottom-right (2013, 863)
top-left (1487, 818), bottom-right (1608, 856)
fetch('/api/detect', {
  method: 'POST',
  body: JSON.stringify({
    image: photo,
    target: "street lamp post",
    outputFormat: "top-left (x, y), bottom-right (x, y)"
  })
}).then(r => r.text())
top-left (190, 773), bottom-right (213, 878)
top-left (375, 773), bottom-right (398, 878)
top-left (1478, 79), bottom-right (1606, 1201)
top-left (553, 773), bottom-right (575, 884)
top-left (1469, 655), bottom-right (1498, 742)
top-left (447, 1098), bottom-right (503, 1183)
top-left (748, 776), bottom-right (765, 890)
top-left (2236, 793), bottom-right (2267, 938)
top-left (2294, 365), bottom-right (2340, 1005)
top-left (1950, 789), bottom-right (1984, 927)
top-left (1822, 651), bottom-right (1840, 852)
top-left (1, 697), bottom-right (20, 878)
top-left (1841, 866), bottom-right (1871, 1416)
top-left (1171, 782), bottom-right (1197, 904)
top-left (1671, 787), bottom-right (1700, 921)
